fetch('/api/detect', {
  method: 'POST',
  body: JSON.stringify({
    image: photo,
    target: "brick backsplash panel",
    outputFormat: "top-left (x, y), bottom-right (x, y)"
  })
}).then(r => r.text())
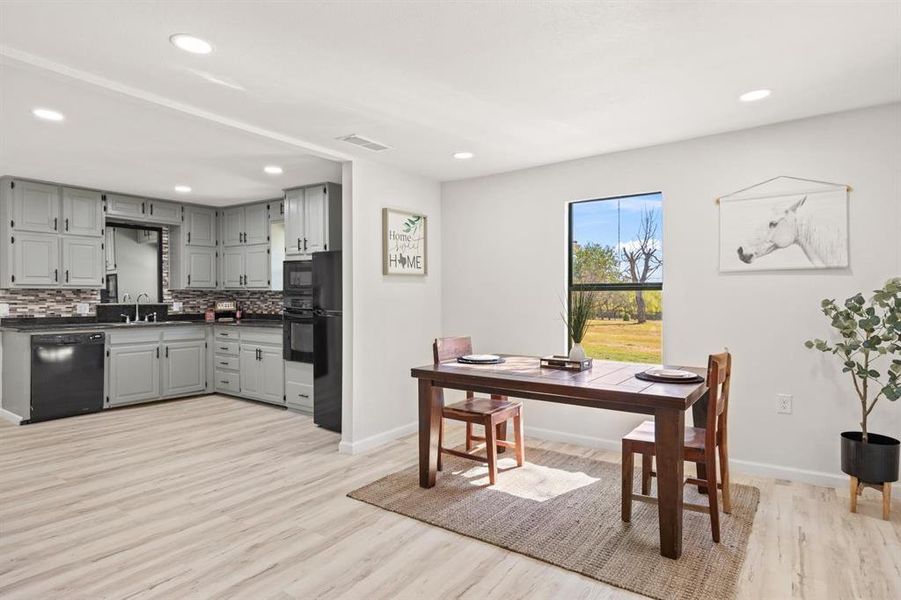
top-left (1, 226), bottom-right (283, 318)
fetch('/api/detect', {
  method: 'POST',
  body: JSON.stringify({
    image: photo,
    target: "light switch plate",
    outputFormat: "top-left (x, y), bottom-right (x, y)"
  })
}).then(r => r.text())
top-left (172, 301), bottom-right (183, 312)
top-left (76, 303), bottom-right (90, 316)
top-left (777, 393), bottom-right (793, 414)
top-left (0, 303), bottom-right (9, 318)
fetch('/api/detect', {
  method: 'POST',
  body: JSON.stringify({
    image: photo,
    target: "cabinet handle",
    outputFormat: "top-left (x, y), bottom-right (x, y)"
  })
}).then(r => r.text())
top-left (65, 270), bottom-right (69, 283)
top-left (219, 361), bottom-right (229, 365)
top-left (220, 380), bottom-right (229, 384)
top-left (141, 202), bottom-right (145, 214)
top-left (65, 218), bottom-right (69, 231)
top-left (304, 238), bottom-right (308, 251)
top-left (150, 204), bottom-right (154, 215)
top-left (53, 217), bottom-right (58, 231)
top-left (297, 238), bottom-right (301, 250)
top-left (156, 347), bottom-right (160, 359)
top-left (54, 268), bottom-right (58, 282)
top-left (187, 274), bottom-right (191, 285)
top-left (220, 346), bottom-right (228, 350)
top-left (298, 393), bottom-right (309, 398)
top-left (187, 232), bottom-right (191, 243)
top-left (166, 346), bottom-right (169, 358)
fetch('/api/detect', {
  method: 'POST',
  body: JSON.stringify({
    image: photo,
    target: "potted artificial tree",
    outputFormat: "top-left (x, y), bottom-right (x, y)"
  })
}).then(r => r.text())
top-left (805, 278), bottom-right (900, 520)
top-left (565, 291), bottom-right (596, 361)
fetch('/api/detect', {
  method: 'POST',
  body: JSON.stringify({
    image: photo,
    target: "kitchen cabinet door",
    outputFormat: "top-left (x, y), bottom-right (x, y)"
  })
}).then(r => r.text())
top-left (258, 346), bottom-right (285, 405)
top-left (244, 245), bottom-right (270, 289)
top-left (244, 203), bottom-right (269, 245)
top-left (269, 199), bottom-right (284, 222)
top-left (223, 207), bottom-right (245, 246)
top-left (304, 185), bottom-right (328, 253)
top-left (185, 246), bottom-right (216, 288)
top-left (222, 247), bottom-right (245, 288)
top-left (105, 227), bottom-right (117, 273)
top-left (185, 206), bottom-right (216, 246)
top-left (62, 236), bottom-right (103, 288)
top-left (109, 343), bottom-right (160, 406)
top-left (11, 232), bottom-right (60, 286)
top-left (11, 180), bottom-right (60, 234)
top-left (148, 200), bottom-right (181, 225)
top-left (62, 188), bottom-right (103, 236)
top-left (284, 190), bottom-right (304, 256)
top-left (239, 345), bottom-right (261, 399)
top-left (162, 341), bottom-right (206, 397)
top-left (106, 194), bottom-right (147, 220)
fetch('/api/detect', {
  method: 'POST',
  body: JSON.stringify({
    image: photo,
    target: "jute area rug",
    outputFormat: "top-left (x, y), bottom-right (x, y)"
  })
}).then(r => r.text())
top-left (348, 446), bottom-right (759, 600)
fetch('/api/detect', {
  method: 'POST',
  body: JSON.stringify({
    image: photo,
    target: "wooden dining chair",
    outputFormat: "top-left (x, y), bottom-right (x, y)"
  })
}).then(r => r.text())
top-left (621, 351), bottom-right (732, 542)
top-left (433, 337), bottom-right (525, 485)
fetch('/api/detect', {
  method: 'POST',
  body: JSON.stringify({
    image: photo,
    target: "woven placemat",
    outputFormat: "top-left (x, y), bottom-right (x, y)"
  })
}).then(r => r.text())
top-left (349, 447), bottom-right (758, 600)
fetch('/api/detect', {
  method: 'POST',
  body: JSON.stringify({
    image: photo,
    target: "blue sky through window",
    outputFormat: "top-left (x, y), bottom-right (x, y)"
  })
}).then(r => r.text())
top-left (571, 192), bottom-right (663, 283)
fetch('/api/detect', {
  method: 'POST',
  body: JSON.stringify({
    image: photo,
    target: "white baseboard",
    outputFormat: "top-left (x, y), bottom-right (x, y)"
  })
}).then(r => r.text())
top-left (525, 424), bottom-right (847, 489)
top-left (339, 420), bottom-right (418, 455)
top-left (0, 408), bottom-right (23, 425)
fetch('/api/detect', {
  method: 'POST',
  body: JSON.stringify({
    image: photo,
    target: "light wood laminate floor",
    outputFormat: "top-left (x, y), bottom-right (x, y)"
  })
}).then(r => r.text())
top-left (1, 395), bottom-right (898, 599)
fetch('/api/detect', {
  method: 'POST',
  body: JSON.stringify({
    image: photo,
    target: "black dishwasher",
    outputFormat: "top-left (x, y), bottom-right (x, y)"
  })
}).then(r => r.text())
top-left (30, 332), bottom-right (105, 423)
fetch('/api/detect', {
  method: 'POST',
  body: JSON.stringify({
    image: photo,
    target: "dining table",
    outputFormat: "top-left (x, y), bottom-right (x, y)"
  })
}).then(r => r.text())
top-left (410, 355), bottom-right (708, 560)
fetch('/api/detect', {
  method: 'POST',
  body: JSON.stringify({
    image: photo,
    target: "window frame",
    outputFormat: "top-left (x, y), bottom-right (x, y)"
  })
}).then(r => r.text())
top-left (567, 192), bottom-right (663, 293)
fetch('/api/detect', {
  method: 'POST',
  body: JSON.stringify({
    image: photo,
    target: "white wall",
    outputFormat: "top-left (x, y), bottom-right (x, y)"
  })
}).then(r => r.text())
top-left (441, 103), bottom-right (901, 486)
top-left (340, 158), bottom-right (442, 453)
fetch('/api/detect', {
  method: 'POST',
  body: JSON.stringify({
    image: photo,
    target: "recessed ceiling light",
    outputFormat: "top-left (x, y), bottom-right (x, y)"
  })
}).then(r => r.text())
top-left (174, 185), bottom-right (192, 193)
top-left (169, 33), bottom-right (213, 55)
top-left (264, 165), bottom-right (283, 175)
top-left (739, 89), bottom-right (771, 102)
top-left (453, 151), bottom-right (474, 160)
top-left (32, 107), bottom-right (64, 122)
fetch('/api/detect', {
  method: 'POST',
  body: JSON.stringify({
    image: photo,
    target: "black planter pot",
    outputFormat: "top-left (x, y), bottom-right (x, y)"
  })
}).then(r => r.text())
top-left (840, 431), bottom-right (900, 484)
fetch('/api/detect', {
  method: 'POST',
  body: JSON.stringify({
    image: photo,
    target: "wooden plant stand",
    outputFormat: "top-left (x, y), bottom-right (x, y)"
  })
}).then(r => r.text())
top-left (849, 476), bottom-right (892, 520)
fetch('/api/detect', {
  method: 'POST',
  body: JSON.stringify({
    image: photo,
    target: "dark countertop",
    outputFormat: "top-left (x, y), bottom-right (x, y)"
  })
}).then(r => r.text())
top-left (0, 316), bottom-right (282, 333)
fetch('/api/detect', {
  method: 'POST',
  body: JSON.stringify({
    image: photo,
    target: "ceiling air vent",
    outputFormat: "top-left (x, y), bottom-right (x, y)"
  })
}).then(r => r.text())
top-left (336, 134), bottom-right (392, 152)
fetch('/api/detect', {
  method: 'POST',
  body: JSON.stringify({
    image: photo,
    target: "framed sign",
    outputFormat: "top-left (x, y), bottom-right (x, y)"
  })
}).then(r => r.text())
top-left (382, 208), bottom-right (427, 276)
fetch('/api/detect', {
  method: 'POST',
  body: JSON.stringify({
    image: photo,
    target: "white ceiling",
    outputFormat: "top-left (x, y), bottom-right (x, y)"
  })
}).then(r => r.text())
top-left (1, 1), bottom-right (899, 189)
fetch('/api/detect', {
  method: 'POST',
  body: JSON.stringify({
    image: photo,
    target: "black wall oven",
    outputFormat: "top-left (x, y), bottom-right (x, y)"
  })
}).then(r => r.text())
top-left (284, 304), bottom-right (314, 363)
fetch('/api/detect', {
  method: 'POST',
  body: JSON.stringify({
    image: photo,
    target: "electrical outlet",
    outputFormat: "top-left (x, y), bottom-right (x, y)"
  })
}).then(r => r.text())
top-left (0, 303), bottom-right (9, 318)
top-left (76, 303), bottom-right (90, 316)
top-left (777, 393), bottom-right (793, 414)
top-left (172, 301), bottom-right (183, 313)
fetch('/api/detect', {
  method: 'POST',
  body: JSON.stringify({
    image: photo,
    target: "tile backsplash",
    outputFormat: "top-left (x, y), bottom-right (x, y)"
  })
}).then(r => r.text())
top-left (0, 226), bottom-right (283, 318)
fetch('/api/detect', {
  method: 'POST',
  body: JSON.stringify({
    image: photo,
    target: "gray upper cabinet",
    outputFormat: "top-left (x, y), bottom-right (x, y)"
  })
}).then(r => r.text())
top-left (269, 199), bottom-right (284, 222)
top-left (62, 237), bottom-right (103, 287)
top-left (244, 203), bottom-right (270, 245)
top-left (105, 194), bottom-right (147, 220)
top-left (148, 200), bottom-right (181, 225)
top-left (284, 183), bottom-right (341, 258)
top-left (284, 189), bottom-right (304, 256)
top-left (108, 343), bottom-right (160, 406)
top-left (244, 245), bottom-right (270, 288)
top-left (304, 185), bottom-right (328, 254)
top-left (105, 227), bottom-right (117, 273)
top-left (11, 232), bottom-right (60, 286)
top-left (223, 207), bottom-right (244, 246)
top-left (62, 188), bottom-right (103, 237)
top-left (11, 180), bottom-right (60, 234)
top-left (162, 340), bottom-right (206, 397)
top-left (223, 247), bottom-right (245, 288)
top-left (185, 206), bottom-right (216, 246)
top-left (184, 246), bottom-right (217, 288)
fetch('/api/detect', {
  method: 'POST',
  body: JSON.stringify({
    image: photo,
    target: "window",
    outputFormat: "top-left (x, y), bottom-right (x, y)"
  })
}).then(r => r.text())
top-left (568, 192), bottom-right (663, 363)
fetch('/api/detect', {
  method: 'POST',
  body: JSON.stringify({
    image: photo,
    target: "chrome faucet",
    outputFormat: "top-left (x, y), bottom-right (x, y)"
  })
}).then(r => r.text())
top-left (121, 293), bottom-right (133, 323)
top-left (136, 292), bottom-right (150, 322)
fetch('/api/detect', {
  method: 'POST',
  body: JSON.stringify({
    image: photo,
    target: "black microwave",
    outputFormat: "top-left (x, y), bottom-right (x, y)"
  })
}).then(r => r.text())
top-left (283, 260), bottom-right (313, 296)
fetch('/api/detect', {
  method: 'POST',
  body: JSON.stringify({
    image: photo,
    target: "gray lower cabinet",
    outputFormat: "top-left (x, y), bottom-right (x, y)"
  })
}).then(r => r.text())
top-left (11, 232), bottom-right (60, 286)
top-left (285, 361), bottom-right (313, 412)
top-left (162, 340), bottom-right (206, 396)
top-left (214, 327), bottom-right (284, 405)
top-left (239, 344), bottom-right (284, 405)
top-left (62, 236), bottom-right (103, 287)
top-left (108, 343), bottom-right (161, 406)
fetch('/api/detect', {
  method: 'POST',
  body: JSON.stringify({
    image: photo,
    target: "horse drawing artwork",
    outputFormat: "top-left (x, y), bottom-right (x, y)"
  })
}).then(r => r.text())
top-left (736, 195), bottom-right (847, 268)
